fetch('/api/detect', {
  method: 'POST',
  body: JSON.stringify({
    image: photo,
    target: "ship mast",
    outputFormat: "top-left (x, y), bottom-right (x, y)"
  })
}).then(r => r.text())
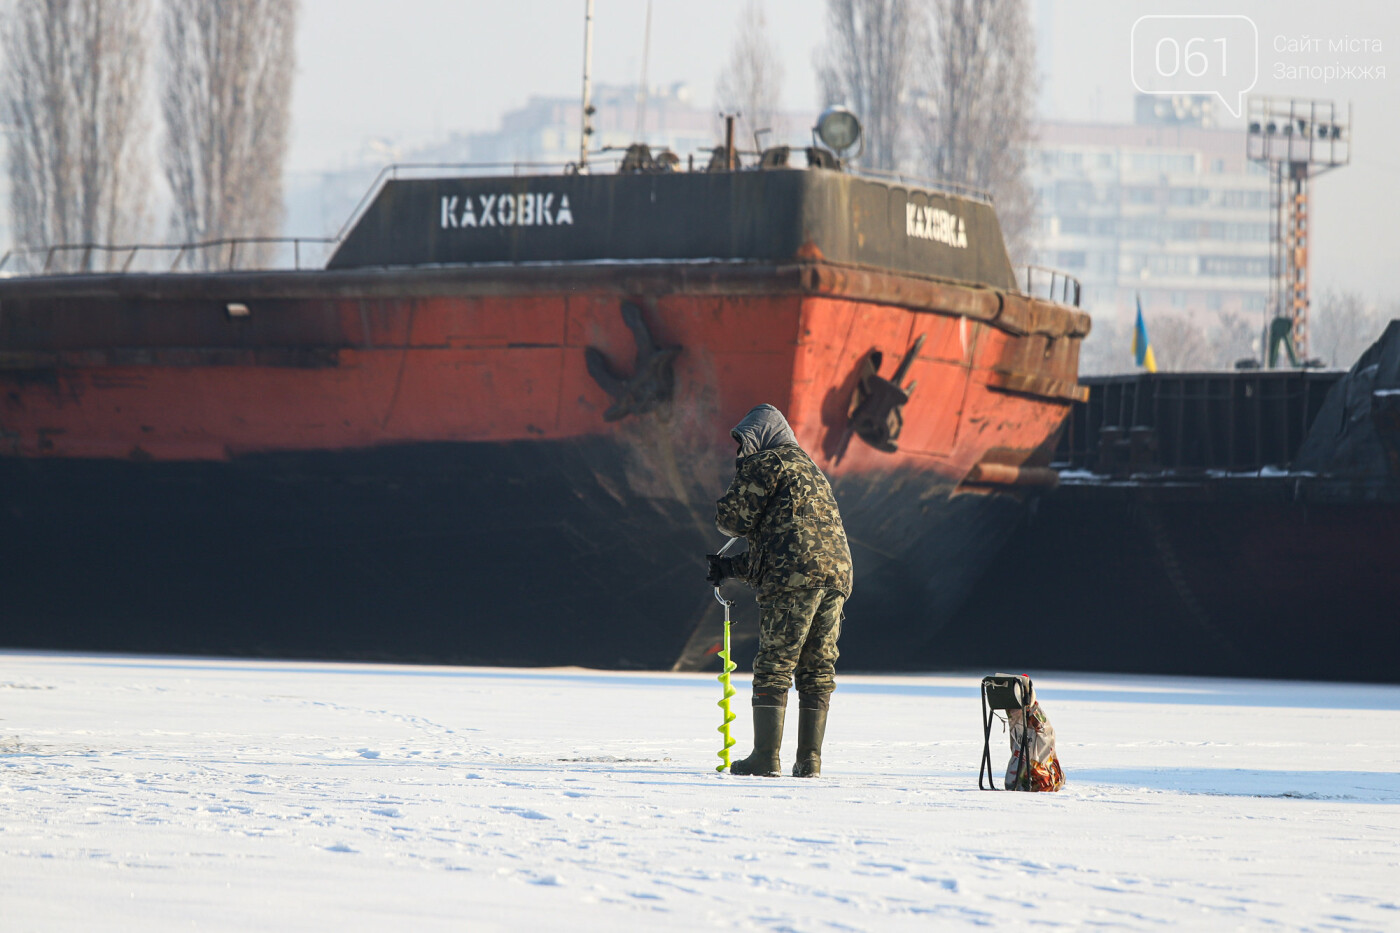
top-left (633, 0), bottom-right (653, 140)
top-left (579, 0), bottom-right (596, 172)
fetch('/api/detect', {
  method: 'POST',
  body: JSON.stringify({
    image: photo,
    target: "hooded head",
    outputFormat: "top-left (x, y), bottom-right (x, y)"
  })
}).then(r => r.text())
top-left (731, 404), bottom-right (799, 460)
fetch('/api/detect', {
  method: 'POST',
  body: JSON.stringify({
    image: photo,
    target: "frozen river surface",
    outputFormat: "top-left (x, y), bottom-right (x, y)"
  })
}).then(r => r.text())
top-left (2, 652), bottom-right (1398, 931)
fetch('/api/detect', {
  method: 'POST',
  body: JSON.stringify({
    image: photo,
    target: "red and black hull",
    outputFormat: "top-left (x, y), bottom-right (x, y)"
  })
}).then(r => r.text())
top-left (0, 253), bottom-right (1087, 669)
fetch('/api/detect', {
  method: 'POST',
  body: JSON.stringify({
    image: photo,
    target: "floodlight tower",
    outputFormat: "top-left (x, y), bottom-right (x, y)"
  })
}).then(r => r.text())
top-left (1246, 98), bottom-right (1351, 367)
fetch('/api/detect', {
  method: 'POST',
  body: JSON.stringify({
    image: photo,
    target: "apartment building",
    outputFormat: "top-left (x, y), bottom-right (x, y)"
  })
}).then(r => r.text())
top-left (1030, 95), bottom-right (1271, 324)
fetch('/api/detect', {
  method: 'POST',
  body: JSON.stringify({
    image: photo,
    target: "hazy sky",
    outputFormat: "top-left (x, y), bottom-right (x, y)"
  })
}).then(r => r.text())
top-left (290, 0), bottom-right (826, 170)
top-left (291, 0), bottom-right (1400, 298)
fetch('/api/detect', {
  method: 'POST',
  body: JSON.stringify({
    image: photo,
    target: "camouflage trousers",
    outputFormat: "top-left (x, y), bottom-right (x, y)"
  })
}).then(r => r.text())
top-left (751, 587), bottom-right (845, 702)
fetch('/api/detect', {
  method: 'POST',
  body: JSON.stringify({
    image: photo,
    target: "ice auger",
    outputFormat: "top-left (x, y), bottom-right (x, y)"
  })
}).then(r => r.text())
top-left (713, 536), bottom-right (741, 773)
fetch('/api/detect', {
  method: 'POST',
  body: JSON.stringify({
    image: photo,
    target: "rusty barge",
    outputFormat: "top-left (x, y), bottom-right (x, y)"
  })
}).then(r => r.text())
top-left (0, 152), bottom-right (1088, 669)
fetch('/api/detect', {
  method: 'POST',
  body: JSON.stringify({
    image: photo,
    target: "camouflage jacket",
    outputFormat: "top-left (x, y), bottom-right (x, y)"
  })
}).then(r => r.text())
top-left (715, 445), bottom-right (853, 600)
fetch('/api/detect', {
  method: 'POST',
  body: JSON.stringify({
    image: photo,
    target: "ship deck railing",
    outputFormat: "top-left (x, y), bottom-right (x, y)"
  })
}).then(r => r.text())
top-left (0, 156), bottom-right (1075, 305)
top-left (0, 160), bottom-right (612, 277)
top-left (1053, 369), bottom-right (1345, 475)
top-left (1021, 265), bottom-right (1082, 307)
top-left (0, 237), bottom-right (342, 276)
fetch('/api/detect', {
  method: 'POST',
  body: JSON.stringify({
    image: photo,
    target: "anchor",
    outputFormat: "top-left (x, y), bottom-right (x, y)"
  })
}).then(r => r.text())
top-left (847, 333), bottom-right (925, 453)
top-left (585, 301), bottom-right (681, 422)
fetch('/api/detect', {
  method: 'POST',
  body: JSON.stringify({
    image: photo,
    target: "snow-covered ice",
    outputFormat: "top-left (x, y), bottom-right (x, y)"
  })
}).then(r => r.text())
top-left (2, 652), bottom-right (1398, 931)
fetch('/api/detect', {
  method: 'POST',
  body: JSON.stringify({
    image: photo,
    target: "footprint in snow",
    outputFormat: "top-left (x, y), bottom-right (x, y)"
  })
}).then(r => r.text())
top-left (530, 874), bottom-right (565, 886)
top-left (494, 806), bottom-right (551, 820)
top-left (357, 749), bottom-right (380, 759)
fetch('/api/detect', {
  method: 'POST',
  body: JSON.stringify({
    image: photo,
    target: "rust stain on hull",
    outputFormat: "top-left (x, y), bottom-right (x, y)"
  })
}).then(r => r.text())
top-left (0, 261), bottom-right (1085, 478)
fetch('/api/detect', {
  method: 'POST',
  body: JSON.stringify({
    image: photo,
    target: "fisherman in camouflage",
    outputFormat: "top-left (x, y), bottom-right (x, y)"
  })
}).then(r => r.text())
top-left (707, 404), bottom-right (853, 777)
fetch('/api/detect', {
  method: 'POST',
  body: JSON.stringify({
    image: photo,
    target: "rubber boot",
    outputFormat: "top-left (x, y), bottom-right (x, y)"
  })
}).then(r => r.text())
top-left (791, 694), bottom-right (829, 777)
top-left (729, 695), bottom-right (786, 776)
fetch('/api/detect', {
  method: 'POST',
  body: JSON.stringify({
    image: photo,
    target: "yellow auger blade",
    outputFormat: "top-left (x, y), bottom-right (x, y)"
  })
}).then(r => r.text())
top-left (716, 608), bottom-right (736, 772)
top-left (712, 537), bottom-right (741, 773)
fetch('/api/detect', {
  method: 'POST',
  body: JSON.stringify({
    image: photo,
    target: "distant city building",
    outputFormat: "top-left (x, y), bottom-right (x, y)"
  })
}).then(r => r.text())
top-left (456, 82), bottom-right (721, 168)
top-left (1030, 94), bottom-right (1271, 322)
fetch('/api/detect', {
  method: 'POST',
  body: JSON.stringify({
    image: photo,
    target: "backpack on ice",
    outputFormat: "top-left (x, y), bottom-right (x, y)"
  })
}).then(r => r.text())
top-left (978, 673), bottom-right (1065, 792)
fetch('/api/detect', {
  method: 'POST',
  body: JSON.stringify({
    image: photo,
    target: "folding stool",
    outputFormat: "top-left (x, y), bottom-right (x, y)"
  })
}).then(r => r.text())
top-left (978, 673), bottom-right (1032, 790)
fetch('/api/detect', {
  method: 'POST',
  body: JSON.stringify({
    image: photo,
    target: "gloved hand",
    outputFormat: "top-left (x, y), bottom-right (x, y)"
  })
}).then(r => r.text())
top-left (706, 554), bottom-right (737, 587)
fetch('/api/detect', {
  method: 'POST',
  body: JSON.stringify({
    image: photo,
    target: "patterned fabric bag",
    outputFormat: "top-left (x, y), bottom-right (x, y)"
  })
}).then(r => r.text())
top-left (1004, 688), bottom-right (1065, 792)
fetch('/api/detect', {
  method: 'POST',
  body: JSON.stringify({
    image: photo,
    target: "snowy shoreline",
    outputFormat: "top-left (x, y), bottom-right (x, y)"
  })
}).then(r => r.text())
top-left (3, 652), bottom-right (1398, 930)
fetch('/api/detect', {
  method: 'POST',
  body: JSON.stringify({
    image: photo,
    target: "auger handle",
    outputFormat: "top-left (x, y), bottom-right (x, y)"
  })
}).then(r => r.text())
top-left (713, 536), bottom-right (739, 607)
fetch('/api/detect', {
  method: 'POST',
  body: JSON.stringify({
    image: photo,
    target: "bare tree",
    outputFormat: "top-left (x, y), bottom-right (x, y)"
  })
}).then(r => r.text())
top-left (2, 0), bottom-right (151, 271)
top-left (917, 0), bottom-right (1036, 263)
top-left (162, 0), bottom-right (297, 268)
top-left (715, 0), bottom-right (785, 147)
top-left (1077, 301), bottom-right (1387, 377)
top-left (1076, 311), bottom-right (1130, 376)
top-left (1311, 289), bottom-right (1392, 369)
top-left (815, 0), bottom-right (920, 171)
top-left (1148, 311), bottom-right (1214, 372)
top-left (1081, 309), bottom-right (1254, 376)
top-left (1206, 310), bottom-right (1259, 369)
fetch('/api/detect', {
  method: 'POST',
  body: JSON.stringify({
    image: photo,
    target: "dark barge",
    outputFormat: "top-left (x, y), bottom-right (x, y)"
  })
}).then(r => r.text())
top-left (937, 322), bottom-right (1400, 683)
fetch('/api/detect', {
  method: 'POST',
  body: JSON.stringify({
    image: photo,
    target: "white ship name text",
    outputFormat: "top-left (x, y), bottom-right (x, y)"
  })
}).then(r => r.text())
top-left (440, 193), bottom-right (574, 229)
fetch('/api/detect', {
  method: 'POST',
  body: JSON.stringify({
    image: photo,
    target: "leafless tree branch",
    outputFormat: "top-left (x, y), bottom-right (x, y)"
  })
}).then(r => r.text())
top-left (161, 0), bottom-right (297, 269)
top-left (916, 0), bottom-right (1036, 262)
top-left (815, 0), bottom-right (920, 171)
top-left (2, 0), bottom-right (152, 271)
top-left (1312, 289), bottom-right (1394, 369)
top-left (715, 0), bottom-right (785, 147)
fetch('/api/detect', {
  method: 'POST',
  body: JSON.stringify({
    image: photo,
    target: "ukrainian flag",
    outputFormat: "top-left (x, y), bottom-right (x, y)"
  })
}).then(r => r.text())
top-left (1133, 296), bottom-right (1158, 373)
